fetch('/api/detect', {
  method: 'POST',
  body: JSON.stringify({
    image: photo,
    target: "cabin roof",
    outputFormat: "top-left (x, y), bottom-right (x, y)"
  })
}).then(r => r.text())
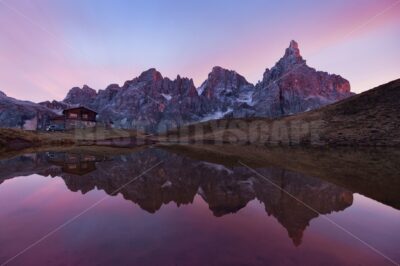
top-left (50, 115), bottom-right (65, 121)
top-left (62, 106), bottom-right (97, 114)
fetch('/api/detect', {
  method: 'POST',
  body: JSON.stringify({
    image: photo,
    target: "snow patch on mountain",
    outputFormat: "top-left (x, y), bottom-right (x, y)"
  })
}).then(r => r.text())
top-left (197, 83), bottom-right (206, 96)
top-left (161, 93), bottom-right (172, 101)
top-left (237, 90), bottom-right (254, 106)
top-left (200, 108), bottom-right (233, 122)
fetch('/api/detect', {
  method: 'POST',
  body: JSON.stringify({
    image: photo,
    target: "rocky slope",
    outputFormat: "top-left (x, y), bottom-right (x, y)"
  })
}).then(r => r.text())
top-left (93, 69), bottom-right (209, 132)
top-left (0, 91), bottom-right (56, 130)
top-left (169, 78), bottom-right (400, 147)
top-left (198, 66), bottom-right (255, 119)
top-left (1, 41), bottom-right (354, 132)
top-left (252, 40), bottom-right (353, 117)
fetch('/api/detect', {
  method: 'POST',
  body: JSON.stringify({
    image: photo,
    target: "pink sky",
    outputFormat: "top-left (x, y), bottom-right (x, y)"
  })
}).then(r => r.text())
top-left (0, 0), bottom-right (399, 102)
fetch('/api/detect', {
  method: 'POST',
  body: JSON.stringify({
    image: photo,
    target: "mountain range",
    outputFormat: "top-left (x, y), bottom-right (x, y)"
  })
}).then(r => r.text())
top-left (0, 41), bottom-right (354, 132)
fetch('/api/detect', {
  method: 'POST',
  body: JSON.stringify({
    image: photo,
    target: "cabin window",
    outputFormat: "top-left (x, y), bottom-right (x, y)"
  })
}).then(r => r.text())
top-left (82, 114), bottom-right (89, 119)
top-left (69, 113), bottom-right (78, 118)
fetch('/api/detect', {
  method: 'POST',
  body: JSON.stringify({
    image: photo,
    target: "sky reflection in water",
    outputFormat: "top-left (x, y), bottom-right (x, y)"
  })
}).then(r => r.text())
top-left (0, 148), bottom-right (399, 265)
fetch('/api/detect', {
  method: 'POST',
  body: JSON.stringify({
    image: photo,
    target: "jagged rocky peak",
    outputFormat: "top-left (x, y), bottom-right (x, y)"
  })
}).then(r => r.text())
top-left (286, 40), bottom-right (301, 58)
top-left (199, 66), bottom-right (252, 99)
top-left (278, 40), bottom-right (306, 69)
top-left (80, 84), bottom-right (97, 95)
top-left (138, 68), bottom-right (163, 82)
top-left (104, 83), bottom-right (120, 91)
top-left (0, 90), bottom-right (6, 98)
top-left (64, 84), bottom-right (97, 105)
top-left (173, 75), bottom-right (197, 97)
top-left (208, 66), bottom-right (250, 84)
top-left (253, 40), bottom-right (353, 118)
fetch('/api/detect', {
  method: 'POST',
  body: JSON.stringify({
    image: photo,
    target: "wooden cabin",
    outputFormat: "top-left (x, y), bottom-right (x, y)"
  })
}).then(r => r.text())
top-left (49, 106), bottom-right (97, 130)
top-left (46, 152), bottom-right (98, 175)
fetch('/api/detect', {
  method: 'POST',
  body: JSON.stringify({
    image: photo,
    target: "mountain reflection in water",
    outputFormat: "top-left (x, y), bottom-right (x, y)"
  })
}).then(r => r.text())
top-left (1, 146), bottom-right (400, 265)
top-left (0, 148), bottom-right (359, 246)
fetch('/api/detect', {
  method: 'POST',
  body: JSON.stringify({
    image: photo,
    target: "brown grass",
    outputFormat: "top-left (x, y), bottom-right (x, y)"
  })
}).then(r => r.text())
top-left (0, 127), bottom-right (147, 153)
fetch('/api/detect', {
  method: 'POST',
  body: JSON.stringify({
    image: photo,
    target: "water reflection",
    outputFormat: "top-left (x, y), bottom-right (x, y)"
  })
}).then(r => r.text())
top-left (0, 148), bottom-right (358, 246)
top-left (46, 152), bottom-right (105, 175)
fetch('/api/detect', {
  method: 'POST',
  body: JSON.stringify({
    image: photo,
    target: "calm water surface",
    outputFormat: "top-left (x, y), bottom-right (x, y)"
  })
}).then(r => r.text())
top-left (0, 147), bottom-right (399, 265)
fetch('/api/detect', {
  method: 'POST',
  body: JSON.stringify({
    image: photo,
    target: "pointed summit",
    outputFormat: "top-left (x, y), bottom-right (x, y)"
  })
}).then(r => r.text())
top-left (287, 40), bottom-right (300, 55)
top-left (254, 40), bottom-right (352, 118)
top-left (283, 40), bottom-right (304, 64)
top-left (289, 40), bottom-right (299, 50)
